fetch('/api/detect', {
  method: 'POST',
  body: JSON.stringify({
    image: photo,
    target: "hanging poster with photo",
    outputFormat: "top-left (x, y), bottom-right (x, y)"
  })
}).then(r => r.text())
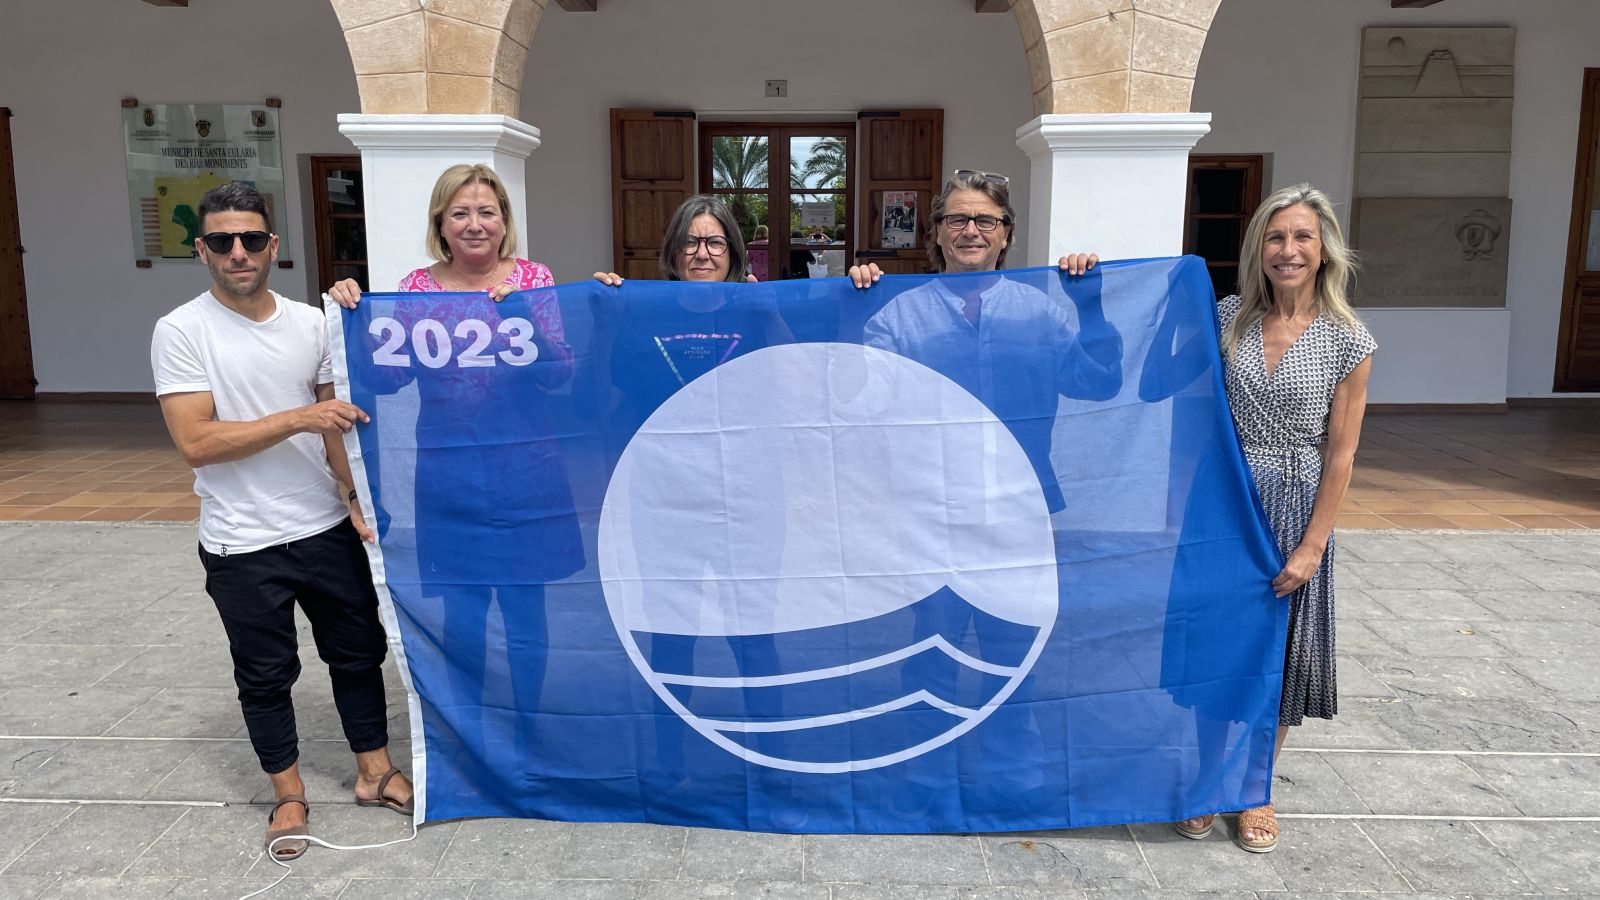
top-left (880, 190), bottom-right (918, 249)
top-left (800, 200), bottom-right (835, 229)
top-left (123, 102), bottom-right (289, 264)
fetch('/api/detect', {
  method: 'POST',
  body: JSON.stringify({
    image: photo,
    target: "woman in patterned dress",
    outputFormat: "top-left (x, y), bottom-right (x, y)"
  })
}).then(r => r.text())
top-left (326, 164), bottom-right (583, 782)
top-left (1173, 183), bottom-right (1377, 852)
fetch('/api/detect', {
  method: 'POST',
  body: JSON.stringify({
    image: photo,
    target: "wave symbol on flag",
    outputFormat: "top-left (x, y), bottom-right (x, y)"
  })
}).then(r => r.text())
top-left (598, 343), bottom-right (1059, 773)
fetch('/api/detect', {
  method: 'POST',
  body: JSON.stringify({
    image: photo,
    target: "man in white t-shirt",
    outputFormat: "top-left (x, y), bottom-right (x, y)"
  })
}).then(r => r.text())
top-left (151, 183), bottom-right (412, 861)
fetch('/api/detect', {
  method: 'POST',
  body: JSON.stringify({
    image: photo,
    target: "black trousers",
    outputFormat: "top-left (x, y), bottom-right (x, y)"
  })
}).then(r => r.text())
top-left (199, 518), bottom-right (390, 774)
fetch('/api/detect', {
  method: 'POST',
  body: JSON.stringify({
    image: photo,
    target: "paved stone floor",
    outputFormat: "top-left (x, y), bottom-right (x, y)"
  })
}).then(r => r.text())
top-left (1, 522), bottom-right (1597, 899)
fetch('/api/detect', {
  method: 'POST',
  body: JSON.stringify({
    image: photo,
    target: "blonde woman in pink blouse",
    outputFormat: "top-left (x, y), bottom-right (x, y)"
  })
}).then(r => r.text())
top-left (325, 164), bottom-right (582, 775)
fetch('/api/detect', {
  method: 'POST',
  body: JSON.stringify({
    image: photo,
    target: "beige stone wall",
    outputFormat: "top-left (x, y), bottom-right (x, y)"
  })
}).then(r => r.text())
top-left (331, 0), bottom-right (545, 115)
top-left (332, 0), bottom-right (1218, 117)
top-left (1011, 0), bottom-right (1220, 115)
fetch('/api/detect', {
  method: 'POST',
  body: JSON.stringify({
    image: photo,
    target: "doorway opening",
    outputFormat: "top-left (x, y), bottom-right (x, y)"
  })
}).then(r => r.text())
top-left (0, 108), bottom-right (35, 400)
top-left (1556, 68), bottom-right (1600, 391)
top-left (699, 123), bottom-right (854, 282)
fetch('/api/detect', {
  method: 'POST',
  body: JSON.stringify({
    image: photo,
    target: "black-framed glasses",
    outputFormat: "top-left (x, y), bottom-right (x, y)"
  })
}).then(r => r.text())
top-left (952, 169), bottom-right (1010, 186)
top-left (681, 235), bottom-right (730, 257)
top-left (200, 231), bottom-right (272, 254)
top-left (936, 214), bottom-right (1011, 233)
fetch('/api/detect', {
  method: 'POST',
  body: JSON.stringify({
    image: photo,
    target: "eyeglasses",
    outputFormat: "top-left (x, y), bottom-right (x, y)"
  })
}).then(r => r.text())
top-left (200, 231), bottom-right (272, 254)
top-left (936, 214), bottom-right (1011, 233)
top-left (681, 235), bottom-right (730, 257)
top-left (952, 169), bottom-right (1010, 186)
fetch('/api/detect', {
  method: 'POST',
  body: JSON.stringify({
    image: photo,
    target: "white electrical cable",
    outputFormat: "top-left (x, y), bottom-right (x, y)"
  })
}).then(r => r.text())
top-left (239, 817), bottom-right (421, 900)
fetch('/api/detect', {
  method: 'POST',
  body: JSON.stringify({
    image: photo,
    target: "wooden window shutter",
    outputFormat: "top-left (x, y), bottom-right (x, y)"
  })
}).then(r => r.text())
top-left (610, 108), bottom-right (696, 280)
top-left (855, 109), bottom-right (943, 274)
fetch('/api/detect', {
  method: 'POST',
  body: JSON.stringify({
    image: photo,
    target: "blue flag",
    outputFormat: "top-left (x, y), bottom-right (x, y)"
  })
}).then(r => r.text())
top-left (330, 257), bottom-right (1286, 833)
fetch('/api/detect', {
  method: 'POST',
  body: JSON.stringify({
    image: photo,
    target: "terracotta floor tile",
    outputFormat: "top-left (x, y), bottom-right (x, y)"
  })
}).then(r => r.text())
top-left (38, 462), bottom-right (113, 473)
top-left (0, 477), bottom-right (66, 489)
top-left (20, 506), bottom-right (96, 521)
top-left (1384, 489), bottom-right (1461, 502)
top-left (138, 508), bottom-right (199, 522)
top-left (1439, 514), bottom-right (1521, 530)
top-left (1533, 498), bottom-right (1600, 514)
top-left (85, 506), bottom-right (159, 522)
top-left (96, 463), bottom-right (159, 474)
top-left (108, 491), bottom-right (194, 507)
top-left (1416, 500), bottom-right (1493, 515)
top-left (1336, 514), bottom-right (1393, 529)
top-left (1471, 500), bottom-right (1556, 515)
top-left (55, 491), bottom-right (141, 508)
top-left (1424, 457), bottom-right (1487, 469)
top-left (5, 491), bottom-right (79, 506)
top-left (1383, 513), bottom-right (1457, 529)
top-left (1562, 515), bottom-right (1600, 528)
top-left (111, 475), bottom-right (166, 486)
top-left (1502, 514), bottom-right (1587, 529)
top-left (1359, 500), bottom-right (1424, 514)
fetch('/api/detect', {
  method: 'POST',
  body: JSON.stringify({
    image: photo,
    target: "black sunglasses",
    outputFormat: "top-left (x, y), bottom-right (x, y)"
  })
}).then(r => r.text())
top-left (200, 231), bottom-right (272, 254)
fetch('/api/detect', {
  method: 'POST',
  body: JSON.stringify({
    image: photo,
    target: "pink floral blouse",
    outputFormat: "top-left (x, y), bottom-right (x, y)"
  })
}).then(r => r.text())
top-left (397, 259), bottom-right (572, 379)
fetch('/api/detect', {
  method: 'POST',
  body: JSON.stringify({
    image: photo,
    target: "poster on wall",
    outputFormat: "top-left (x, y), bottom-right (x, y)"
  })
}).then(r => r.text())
top-left (880, 190), bottom-right (917, 249)
top-left (122, 103), bottom-right (289, 264)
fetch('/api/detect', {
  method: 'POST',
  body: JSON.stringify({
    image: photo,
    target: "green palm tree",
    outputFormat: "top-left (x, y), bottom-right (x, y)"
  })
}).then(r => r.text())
top-left (711, 136), bottom-right (769, 190)
top-left (798, 138), bottom-right (848, 190)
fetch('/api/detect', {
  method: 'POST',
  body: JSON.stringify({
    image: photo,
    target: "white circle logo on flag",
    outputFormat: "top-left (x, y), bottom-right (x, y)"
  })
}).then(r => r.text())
top-left (598, 343), bottom-right (1058, 773)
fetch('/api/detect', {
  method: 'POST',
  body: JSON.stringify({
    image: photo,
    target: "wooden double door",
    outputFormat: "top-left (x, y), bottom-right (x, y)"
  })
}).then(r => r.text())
top-left (1557, 68), bottom-right (1600, 391)
top-left (608, 109), bottom-right (944, 280)
top-left (700, 122), bottom-right (854, 282)
top-left (0, 108), bottom-right (34, 399)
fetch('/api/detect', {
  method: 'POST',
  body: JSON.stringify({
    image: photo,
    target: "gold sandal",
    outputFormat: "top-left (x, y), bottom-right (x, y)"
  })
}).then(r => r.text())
top-left (1235, 802), bottom-right (1278, 853)
top-left (1173, 814), bottom-right (1216, 840)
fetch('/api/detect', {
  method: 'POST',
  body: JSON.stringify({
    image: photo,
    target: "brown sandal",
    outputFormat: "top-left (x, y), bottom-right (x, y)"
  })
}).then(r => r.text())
top-left (1235, 802), bottom-right (1278, 853)
top-left (264, 795), bottom-right (310, 861)
top-left (1173, 814), bottom-right (1216, 840)
top-left (355, 767), bottom-right (414, 817)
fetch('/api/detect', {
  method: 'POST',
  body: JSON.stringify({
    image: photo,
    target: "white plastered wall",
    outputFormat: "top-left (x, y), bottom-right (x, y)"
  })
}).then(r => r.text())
top-left (0, 0), bottom-right (360, 394)
top-left (1192, 0), bottom-right (1600, 402)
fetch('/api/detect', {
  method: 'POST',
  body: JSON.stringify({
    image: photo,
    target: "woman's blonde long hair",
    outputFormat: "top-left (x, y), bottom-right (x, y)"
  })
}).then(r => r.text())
top-left (1223, 183), bottom-right (1361, 359)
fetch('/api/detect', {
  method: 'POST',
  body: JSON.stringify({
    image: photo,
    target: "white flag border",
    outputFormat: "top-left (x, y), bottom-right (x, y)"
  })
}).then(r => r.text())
top-left (324, 295), bottom-right (429, 823)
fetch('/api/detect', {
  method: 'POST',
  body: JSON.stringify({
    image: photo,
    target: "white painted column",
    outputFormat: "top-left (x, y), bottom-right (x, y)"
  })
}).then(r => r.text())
top-left (1015, 113), bottom-right (1211, 265)
top-left (337, 114), bottom-right (541, 292)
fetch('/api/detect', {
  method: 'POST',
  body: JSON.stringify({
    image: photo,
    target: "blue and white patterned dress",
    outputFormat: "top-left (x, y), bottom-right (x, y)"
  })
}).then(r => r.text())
top-left (1219, 295), bottom-right (1377, 725)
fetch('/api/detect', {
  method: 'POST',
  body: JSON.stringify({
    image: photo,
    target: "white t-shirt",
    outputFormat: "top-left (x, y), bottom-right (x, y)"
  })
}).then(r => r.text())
top-left (151, 290), bottom-right (348, 555)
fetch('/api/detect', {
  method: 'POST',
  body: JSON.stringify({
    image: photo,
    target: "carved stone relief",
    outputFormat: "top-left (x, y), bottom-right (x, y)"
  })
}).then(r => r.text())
top-left (1353, 27), bottom-right (1515, 308)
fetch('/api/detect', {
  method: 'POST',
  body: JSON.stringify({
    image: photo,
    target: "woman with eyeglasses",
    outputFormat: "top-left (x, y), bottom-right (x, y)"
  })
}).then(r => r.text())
top-left (586, 195), bottom-right (796, 799)
top-left (323, 164), bottom-right (583, 783)
top-left (589, 194), bottom-right (790, 443)
top-left (839, 168), bottom-right (1121, 820)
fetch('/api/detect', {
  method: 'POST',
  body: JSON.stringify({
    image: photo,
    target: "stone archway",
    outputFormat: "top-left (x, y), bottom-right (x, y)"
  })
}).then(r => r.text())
top-left (330, 0), bottom-right (545, 115)
top-left (1011, 0), bottom-right (1222, 114)
top-left (331, 0), bottom-right (1220, 117)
